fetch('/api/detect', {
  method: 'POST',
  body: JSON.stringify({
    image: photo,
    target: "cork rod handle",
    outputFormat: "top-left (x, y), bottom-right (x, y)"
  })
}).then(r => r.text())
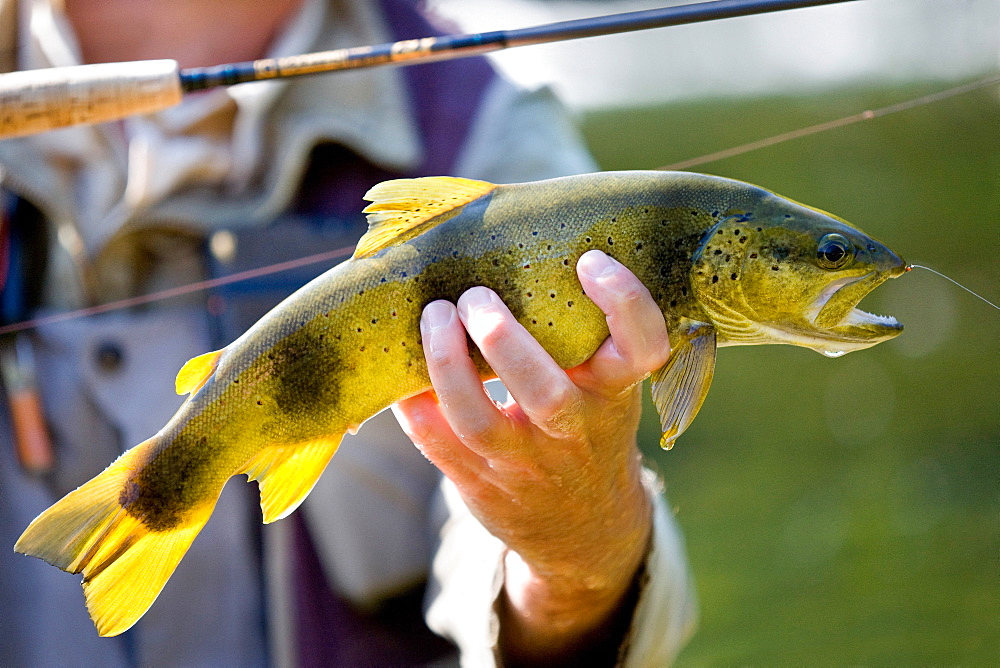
top-left (0, 59), bottom-right (182, 139)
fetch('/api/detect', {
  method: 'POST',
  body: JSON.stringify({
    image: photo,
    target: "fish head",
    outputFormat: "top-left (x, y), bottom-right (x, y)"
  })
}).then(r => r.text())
top-left (693, 192), bottom-right (906, 355)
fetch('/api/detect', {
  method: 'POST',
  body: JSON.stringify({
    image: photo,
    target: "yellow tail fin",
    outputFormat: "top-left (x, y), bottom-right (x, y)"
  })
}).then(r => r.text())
top-left (14, 439), bottom-right (212, 637)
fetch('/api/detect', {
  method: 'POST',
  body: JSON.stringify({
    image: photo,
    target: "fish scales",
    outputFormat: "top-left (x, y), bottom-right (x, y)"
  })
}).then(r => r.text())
top-left (15, 170), bottom-right (906, 636)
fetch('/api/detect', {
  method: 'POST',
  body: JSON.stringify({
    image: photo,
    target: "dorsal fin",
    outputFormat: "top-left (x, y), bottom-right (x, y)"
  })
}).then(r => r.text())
top-left (354, 176), bottom-right (497, 259)
top-left (174, 350), bottom-right (223, 395)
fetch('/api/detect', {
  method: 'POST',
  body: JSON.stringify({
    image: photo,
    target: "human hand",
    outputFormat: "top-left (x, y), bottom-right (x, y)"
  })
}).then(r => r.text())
top-left (392, 250), bottom-right (670, 660)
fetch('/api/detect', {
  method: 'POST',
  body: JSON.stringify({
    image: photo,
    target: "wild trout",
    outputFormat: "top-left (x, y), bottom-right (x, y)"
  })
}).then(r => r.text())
top-left (15, 170), bottom-right (905, 636)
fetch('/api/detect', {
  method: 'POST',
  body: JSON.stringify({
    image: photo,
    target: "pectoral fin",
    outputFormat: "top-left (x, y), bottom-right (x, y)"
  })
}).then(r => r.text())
top-left (650, 321), bottom-right (717, 450)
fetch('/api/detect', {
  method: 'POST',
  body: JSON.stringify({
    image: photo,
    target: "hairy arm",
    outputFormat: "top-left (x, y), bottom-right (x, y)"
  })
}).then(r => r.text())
top-left (393, 250), bottom-right (670, 662)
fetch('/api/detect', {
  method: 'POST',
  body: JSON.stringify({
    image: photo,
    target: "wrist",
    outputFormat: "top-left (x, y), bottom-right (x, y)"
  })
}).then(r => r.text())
top-left (498, 474), bottom-right (652, 661)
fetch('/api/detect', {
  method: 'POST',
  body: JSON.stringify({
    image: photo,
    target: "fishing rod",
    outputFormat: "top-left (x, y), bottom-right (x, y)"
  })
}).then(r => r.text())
top-left (0, 0), bottom-right (859, 139)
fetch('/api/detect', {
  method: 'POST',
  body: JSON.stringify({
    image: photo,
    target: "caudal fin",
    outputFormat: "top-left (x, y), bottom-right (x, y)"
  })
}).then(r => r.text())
top-left (14, 439), bottom-right (211, 637)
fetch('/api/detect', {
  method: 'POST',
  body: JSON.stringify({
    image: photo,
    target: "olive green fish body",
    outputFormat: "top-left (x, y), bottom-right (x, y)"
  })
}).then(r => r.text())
top-left (15, 171), bottom-right (906, 636)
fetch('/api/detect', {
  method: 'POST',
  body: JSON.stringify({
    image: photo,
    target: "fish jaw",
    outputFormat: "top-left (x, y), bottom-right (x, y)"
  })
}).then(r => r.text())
top-left (802, 268), bottom-right (905, 354)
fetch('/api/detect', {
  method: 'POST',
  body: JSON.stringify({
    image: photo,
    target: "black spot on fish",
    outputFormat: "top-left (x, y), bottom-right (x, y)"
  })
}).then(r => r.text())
top-left (750, 253), bottom-right (758, 259)
top-left (607, 237), bottom-right (614, 245)
top-left (714, 249), bottom-right (722, 255)
top-left (739, 237), bottom-right (747, 243)
top-left (712, 275), bottom-right (719, 283)
top-left (122, 433), bottom-right (214, 531)
top-left (772, 266), bottom-right (780, 271)
top-left (670, 299), bottom-right (678, 307)
top-left (567, 300), bottom-right (574, 307)
top-left (731, 273), bottom-right (738, 280)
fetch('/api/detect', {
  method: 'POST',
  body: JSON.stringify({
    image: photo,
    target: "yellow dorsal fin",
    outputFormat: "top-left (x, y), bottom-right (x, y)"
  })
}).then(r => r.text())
top-left (354, 176), bottom-right (497, 259)
top-left (174, 350), bottom-right (223, 396)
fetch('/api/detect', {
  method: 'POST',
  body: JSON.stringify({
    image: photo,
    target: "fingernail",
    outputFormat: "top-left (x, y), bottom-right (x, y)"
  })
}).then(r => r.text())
top-left (422, 300), bottom-right (453, 333)
top-left (578, 250), bottom-right (617, 279)
top-left (458, 286), bottom-right (493, 314)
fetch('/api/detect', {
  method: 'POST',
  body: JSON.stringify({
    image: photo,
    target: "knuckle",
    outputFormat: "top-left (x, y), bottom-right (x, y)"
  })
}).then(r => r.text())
top-left (615, 280), bottom-right (652, 306)
top-left (475, 319), bottom-right (513, 351)
top-left (525, 384), bottom-right (586, 435)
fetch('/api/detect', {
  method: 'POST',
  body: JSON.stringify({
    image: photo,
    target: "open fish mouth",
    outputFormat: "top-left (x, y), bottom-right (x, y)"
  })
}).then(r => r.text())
top-left (807, 272), bottom-right (901, 333)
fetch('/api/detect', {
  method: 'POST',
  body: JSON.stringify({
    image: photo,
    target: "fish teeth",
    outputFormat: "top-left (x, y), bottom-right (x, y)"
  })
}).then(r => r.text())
top-left (847, 308), bottom-right (900, 327)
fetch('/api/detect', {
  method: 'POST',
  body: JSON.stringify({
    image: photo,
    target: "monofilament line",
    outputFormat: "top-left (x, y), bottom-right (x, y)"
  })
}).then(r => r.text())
top-left (907, 264), bottom-right (1000, 311)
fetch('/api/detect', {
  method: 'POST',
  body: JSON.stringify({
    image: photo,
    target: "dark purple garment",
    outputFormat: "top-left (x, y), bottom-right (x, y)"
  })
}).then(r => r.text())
top-left (286, 2), bottom-right (496, 665)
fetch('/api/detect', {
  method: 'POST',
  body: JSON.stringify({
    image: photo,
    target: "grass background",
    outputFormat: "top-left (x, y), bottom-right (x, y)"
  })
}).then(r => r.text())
top-left (580, 80), bottom-right (999, 663)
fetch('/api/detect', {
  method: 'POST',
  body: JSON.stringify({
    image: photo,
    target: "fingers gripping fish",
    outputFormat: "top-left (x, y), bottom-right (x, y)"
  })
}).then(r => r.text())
top-left (15, 171), bottom-right (906, 636)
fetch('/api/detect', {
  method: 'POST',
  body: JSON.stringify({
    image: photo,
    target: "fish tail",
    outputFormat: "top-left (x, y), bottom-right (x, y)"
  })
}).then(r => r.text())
top-left (14, 437), bottom-right (210, 637)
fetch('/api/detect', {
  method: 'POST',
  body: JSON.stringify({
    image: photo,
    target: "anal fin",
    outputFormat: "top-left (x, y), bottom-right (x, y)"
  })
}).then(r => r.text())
top-left (650, 320), bottom-right (717, 450)
top-left (239, 436), bottom-right (343, 523)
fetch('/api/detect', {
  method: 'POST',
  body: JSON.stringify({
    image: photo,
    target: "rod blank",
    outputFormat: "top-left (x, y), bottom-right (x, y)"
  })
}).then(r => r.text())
top-left (0, 0), bottom-right (859, 139)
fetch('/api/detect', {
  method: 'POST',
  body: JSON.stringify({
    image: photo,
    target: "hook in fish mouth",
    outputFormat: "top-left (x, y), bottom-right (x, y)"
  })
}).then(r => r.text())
top-left (807, 272), bottom-right (901, 332)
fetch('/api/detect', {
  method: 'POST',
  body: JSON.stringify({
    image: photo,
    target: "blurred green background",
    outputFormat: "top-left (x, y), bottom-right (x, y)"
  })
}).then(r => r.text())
top-left (581, 81), bottom-right (999, 663)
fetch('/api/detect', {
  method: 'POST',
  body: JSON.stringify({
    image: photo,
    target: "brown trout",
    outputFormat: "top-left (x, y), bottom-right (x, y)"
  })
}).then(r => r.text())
top-left (16, 170), bottom-right (905, 636)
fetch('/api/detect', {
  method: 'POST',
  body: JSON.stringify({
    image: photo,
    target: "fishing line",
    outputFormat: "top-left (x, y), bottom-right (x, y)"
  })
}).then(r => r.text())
top-left (0, 244), bottom-right (357, 336)
top-left (1, 76), bottom-right (996, 334)
top-left (660, 74), bottom-right (1000, 170)
top-left (905, 264), bottom-right (999, 311)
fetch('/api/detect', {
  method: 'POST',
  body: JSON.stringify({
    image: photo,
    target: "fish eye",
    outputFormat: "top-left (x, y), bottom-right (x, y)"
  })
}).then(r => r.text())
top-left (817, 233), bottom-right (854, 270)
